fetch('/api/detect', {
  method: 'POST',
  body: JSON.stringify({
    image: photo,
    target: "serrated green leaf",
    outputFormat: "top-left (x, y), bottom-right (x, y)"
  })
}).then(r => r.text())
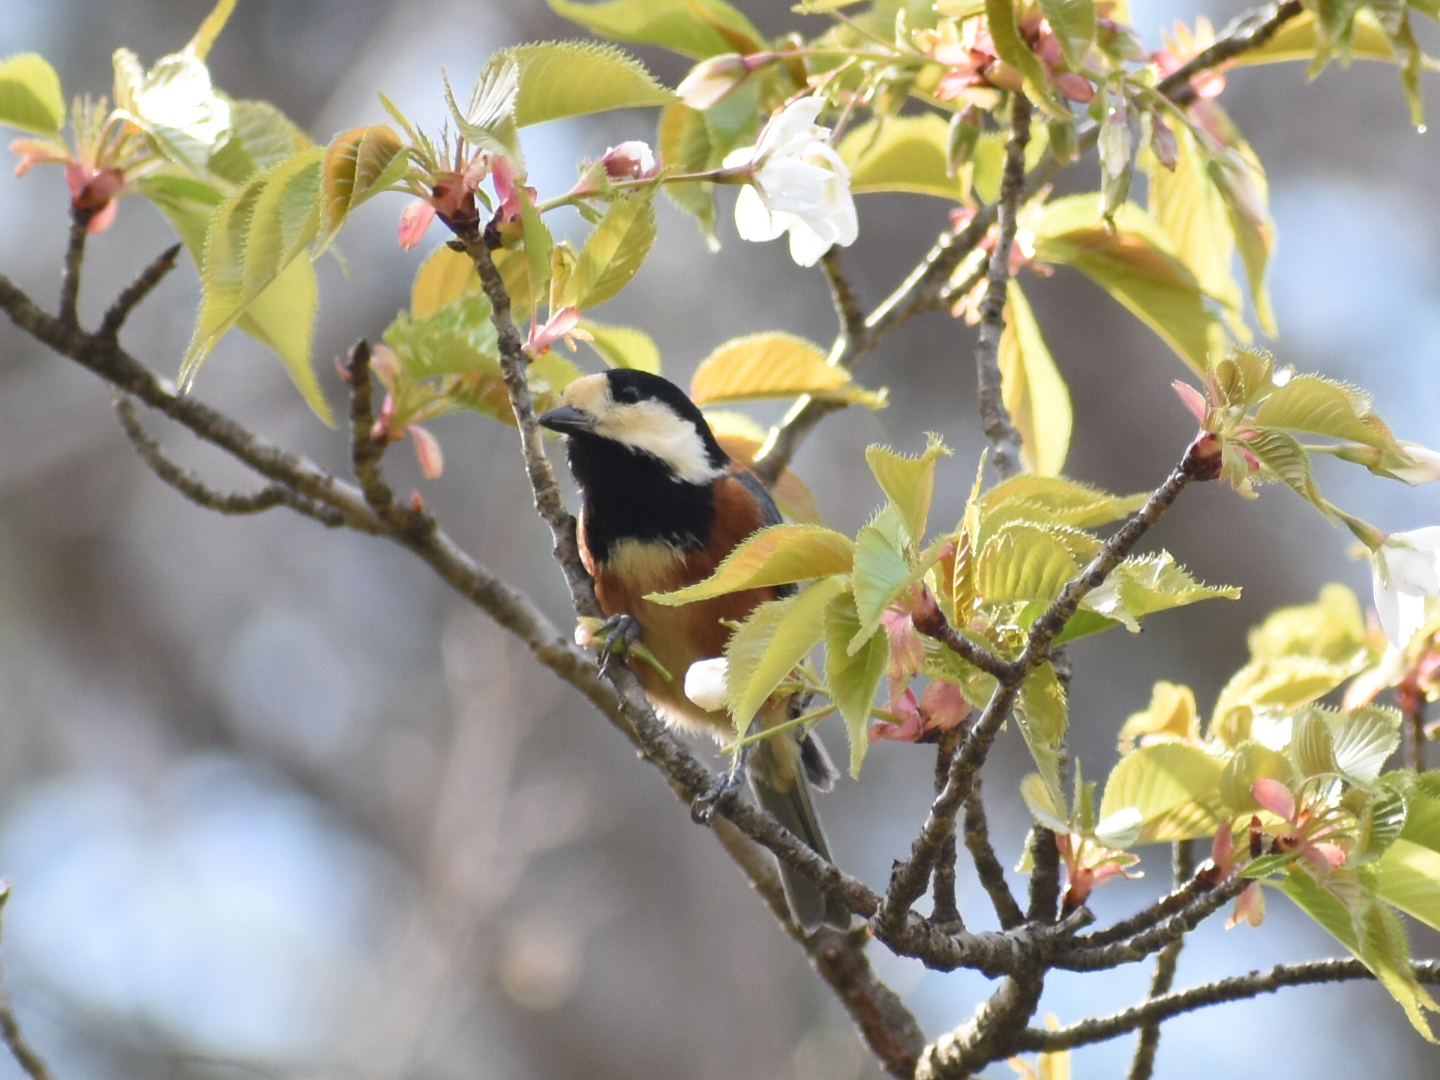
top-left (1038, 0), bottom-right (1096, 69)
top-left (1281, 873), bottom-right (1438, 1040)
top-left (982, 0), bottom-right (1069, 118)
top-left (1081, 553), bottom-right (1240, 631)
top-left (1330, 706), bottom-right (1402, 787)
top-left (1021, 771), bottom-right (1072, 832)
top-left (1018, 664), bottom-right (1069, 811)
top-left (1119, 680), bottom-right (1201, 749)
top-left (1032, 194), bottom-right (1214, 373)
top-left (517, 186), bottom-right (553, 311)
top-left (181, 149), bottom-right (328, 421)
top-left (726, 577), bottom-right (848, 734)
top-left (1359, 776), bottom-right (1410, 858)
top-left (578, 319), bottom-right (661, 373)
top-left (548, 0), bottom-right (765, 58)
top-left (1207, 135), bottom-right (1277, 335)
top-left (1245, 426), bottom-right (1325, 510)
top-left (690, 332), bottom-right (886, 408)
top-left (133, 173), bottom-right (223, 253)
top-left (1212, 345), bottom-right (1274, 409)
top-left (977, 522), bottom-right (1081, 607)
top-left (207, 99), bottom-right (314, 184)
top-left (649, 524), bottom-right (854, 604)
top-left (657, 101), bottom-right (719, 240)
top-left (1402, 785), bottom-right (1440, 853)
top-left (850, 516), bottom-right (918, 653)
top-left (1292, 708), bottom-right (1340, 779)
top-left (1231, 9), bottom-right (1397, 66)
top-left (507, 41), bottom-right (673, 127)
top-left (1099, 742), bottom-right (1226, 843)
top-left (318, 125), bottom-right (407, 252)
top-left (824, 589), bottom-right (888, 777)
top-left (979, 474), bottom-right (1147, 528)
top-left (185, 0), bottom-right (237, 60)
top-left (1254, 375), bottom-right (1395, 448)
top-left (865, 433), bottom-right (950, 548)
top-left (444, 56), bottom-right (522, 164)
top-left (837, 114), bottom-right (966, 200)
top-left (999, 281), bottom-right (1072, 476)
top-left (1377, 839), bottom-right (1440, 930)
top-left (1211, 655), bottom-right (1365, 743)
top-left (0, 53), bottom-right (64, 135)
top-left (562, 193), bottom-right (655, 309)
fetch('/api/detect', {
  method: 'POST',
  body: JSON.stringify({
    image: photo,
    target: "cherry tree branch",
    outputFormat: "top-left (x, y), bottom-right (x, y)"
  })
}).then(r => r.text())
top-left (964, 779), bottom-right (1024, 930)
top-left (1157, 0), bottom-right (1304, 105)
top-left (57, 208), bottom-right (92, 328)
top-left (99, 242), bottom-right (182, 341)
top-left (1128, 842), bottom-right (1194, 1080)
top-left (0, 888), bottom-right (55, 1080)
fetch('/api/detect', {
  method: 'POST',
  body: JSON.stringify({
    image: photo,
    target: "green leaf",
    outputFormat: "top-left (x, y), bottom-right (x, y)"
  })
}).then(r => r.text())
top-left (1377, 839), bottom-right (1440, 931)
top-left (444, 55), bottom-right (522, 164)
top-left (1219, 741), bottom-right (1293, 812)
top-left (1329, 706), bottom-right (1403, 787)
top-left (1146, 121), bottom-right (1245, 326)
top-left (1207, 136), bottom-right (1277, 336)
top-left (516, 186), bottom-right (554, 313)
top-left (648, 524), bottom-right (854, 604)
top-left (824, 589), bottom-right (889, 777)
top-left (1020, 772), bottom-right (1072, 832)
top-left (1401, 784), bottom-right (1440, 853)
top-left (979, 474), bottom-right (1147, 528)
top-left (0, 53), bottom-right (64, 135)
top-left (207, 99), bottom-right (314, 184)
top-left (1254, 375), bottom-right (1395, 449)
top-left (1358, 775), bottom-right (1411, 859)
top-left (976, 522), bottom-right (1081, 607)
top-left (181, 149), bottom-right (329, 421)
top-left (562, 193), bottom-right (655, 309)
top-left (1231, 9), bottom-right (1397, 66)
top-left (133, 173), bottom-right (224, 253)
top-left (690, 332), bottom-right (886, 407)
top-left (1245, 427), bottom-right (1326, 510)
top-left (1281, 873), bottom-right (1438, 1041)
top-left (1017, 664), bottom-right (1069, 812)
top-left (548, 0), bottom-right (764, 57)
top-left (982, 0), bottom-right (1069, 118)
top-left (998, 281), bottom-right (1072, 476)
top-left (657, 102), bottom-right (719, 241)
top-left (410, 244), bottom-right (481, 317)
top-left (726, 577), bottom-right (848, 734)
top-left (838, 114), bottom-right (966, 200)
top-left (185, 0), bottom-right (237, 60)
top-left (1246, 583), bottom-right (1370, 665)
top-left (850, 514), bottom-right (918, 652)
top-left (1083, 552), bottom-right (1241, 631)
top-left (1292, 707), bottom-right (1339, 779)
top-left (1211, 656), bottom-right (1365, 741)
top-left (318, 125), bottom-right (407, 252)
top-left (1100, 742), bottom-right (1226, 843)
top-left (865, 433), bottom-right (950, 548)
top-left (1211, 345), bottom-right (1274, 409)
top-left (578, 319), bottom-right (661, 373)
top-left (1032, 194), bottom-right (1214, 373)
top-left (507, 41), bottom-right (674, 127)
top-left (1037, 0), bottom-right (1096, 69)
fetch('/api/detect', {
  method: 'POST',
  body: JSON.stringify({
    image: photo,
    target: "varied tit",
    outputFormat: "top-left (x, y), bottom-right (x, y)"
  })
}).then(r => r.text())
top-left (539, 369), bottom-right (848, 932)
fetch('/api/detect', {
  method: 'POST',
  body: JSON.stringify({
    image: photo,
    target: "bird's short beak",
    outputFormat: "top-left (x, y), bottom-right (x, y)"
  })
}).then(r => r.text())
top-left (537, 403), bottom-right (595, 435)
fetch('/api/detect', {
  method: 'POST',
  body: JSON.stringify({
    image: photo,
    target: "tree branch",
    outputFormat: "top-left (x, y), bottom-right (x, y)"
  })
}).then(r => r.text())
top-left (931, 729), bottom-right (964, 932)
top-left (1016, 957), bottom-right (1440, 1054)
top-left (99, 243), bottom-right (182, 341)
top-left (1157, 0), bottom-right (1305, 105)
top-left (964, 779), bottom-right (1024, 929)
top-left (0, 887), bottom-right (56, 1080)
top-left (57, 208), bottom-right (91, 328)
top-left (915, 967), bottom-right (1045, 1079)
top-left (974, 93), bottom-right (1031, 480)
top-left (1025, 827), bottom-right (1061, 925)
top-left (1127, 841), bottom-right (1194, 1080)
top-left (1054, 874), bottom-right (1244, 972)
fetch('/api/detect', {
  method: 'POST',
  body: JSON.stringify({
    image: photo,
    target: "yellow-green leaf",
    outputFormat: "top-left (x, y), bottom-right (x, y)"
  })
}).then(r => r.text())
top-left (1018, 664), bottom-right (1069, 812)
top-left (1032, 194), bottom-right (1214, 373)
top-left (824, 589), bottom-right (888, 777)
top-left (1118, 680), bottom-right (1200, 750)
top-left (690, 332), bottom-right (885, 407)
top-left (1247, 583), bottom-right (1370, 665)
top-left (236, 256), bottom-right (326, 421)
top-left (865, 433), bottom-right (950, 547)
top-left (1255, 375), bottom-right (1394, 448)
top-left (318, 124), bottom-right (407, 251)
top-left (0, 53), bottom-right (65, 135)
top-left (1231, 9), bottom-right (1397, 66)
top-left (1038, 0), bottom-right (1096, 70)
top-left (998, 281), bottom-right (1072, 476)
top-left (579, 319), bottom-right (661, 373)
top-left (849, 516), bottom-right (915, 653)
top-left (838, 114), bottom-right (966, 200)
top-left (548, 0), bottom-right (765, 58)
top-left (509, 41), bottom-right (674, 126)
top-left (648, 524), bottom-right (854, 605)
top-left (979, 474), bottom-right (1147, 528)
top-left (977, 522), bottom-right (1081, 607)
top-left (1378, 839), bottom-right (1440, 933)
top-left (411, 244), bottom-right (481, 317)
top-left (982, 0), bottom-right (1069, 118)
top-left (185, 0), bottom-right (237, 60)
top-left (726, 577), bottom-right (848, 734)
top-left (562, 193), bottom-right (655, 309)
top-left (1099, 742), bottom-right (1226, 843)
top-left (1084, 552), bottom-right (1241, 631)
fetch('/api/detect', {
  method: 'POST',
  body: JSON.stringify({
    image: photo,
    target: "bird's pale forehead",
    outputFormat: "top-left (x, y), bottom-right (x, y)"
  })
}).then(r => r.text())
top-left (563, 372), bottom-right (611, 413)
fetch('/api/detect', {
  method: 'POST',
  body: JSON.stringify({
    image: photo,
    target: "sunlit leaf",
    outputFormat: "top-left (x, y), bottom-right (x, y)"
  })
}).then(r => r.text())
top-left (548, 0), bottom-right (765, 58)
top-left (185, 0), bottom-right (237, 59)
top-left (690, 332), bottom-right (886, 407)
top-left (998, 281), bottom-right (1072, 476)
top-left (979, 474), bottom-right (1147, 528)
top-left (983, 0), bottom-right (1069, 118)
top-left (865, 433), bottom-right (950, 548)
top-left (410, 244), bottom-right (481, 317)
top-left (1084, 552), bottom-right (1240, 631)
top-left (648, 524), bottom-right (853, 604)
top-left (1038, 0), bottom-right (1096, 69)
top-left (977, 522), bottom-right (1081, 607)
top-left (1378, 839), bottom-right (1440, 931)
top-left (1231, 9), bottom-right (1396, 65)
top-left (1117, 680), bottom-right (1200, 750)
top-left (443, 56), bottom-right (522, 163)
top-left (1329, 705), bottom-right (1403, 787)
top-left (318, 124), bottom-right (407, 252)
top-left (838, 114), bottom-right (966, 200)
top-left (1218, 741), bottom-right (1293, 812)
top-left (1255, 375), bottom-right (1396, 449)
top-left (1247, 584), bottom-right (1370, 665)
top-left (0, 53), bottom-right (65, 135)
top-left (850, 513), bottom-right (919, 653)
top-left (1018, 664), bottom-right (1069, 812)
top-left (562, 192), bottom-right (655, 309)
top-left (726, 577), bottom-right (848, 734)
top-left (208, 99), bottom-right (314, 184)
top-left (579, 319), bottom-right (661, 373)
top-left (1099, 742), bottom-right (1226, 843)
top-left (507, 41), bottom-right (673, 127)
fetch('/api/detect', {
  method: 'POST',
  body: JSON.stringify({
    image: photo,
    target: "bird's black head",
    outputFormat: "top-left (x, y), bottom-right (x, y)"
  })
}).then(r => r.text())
top-left (538, 369), bottom-right (728, 483)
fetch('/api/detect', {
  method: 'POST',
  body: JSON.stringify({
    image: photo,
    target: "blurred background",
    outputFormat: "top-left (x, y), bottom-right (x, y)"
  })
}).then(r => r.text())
top-left (0, 0), bottom-right (1437, 1077)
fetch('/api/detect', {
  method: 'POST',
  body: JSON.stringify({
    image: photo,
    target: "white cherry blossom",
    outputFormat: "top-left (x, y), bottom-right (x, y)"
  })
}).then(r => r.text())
top-left (1371, 526), bottom-right (1440, 646)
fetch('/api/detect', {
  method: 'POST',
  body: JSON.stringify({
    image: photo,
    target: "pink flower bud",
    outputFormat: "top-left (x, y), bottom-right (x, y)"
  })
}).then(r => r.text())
top-left (410, 424), bottom-right (444, 479)
top-left (398, 199), bottom-right (436, 250)
top-left (601, 140), bottom-right (659, 181)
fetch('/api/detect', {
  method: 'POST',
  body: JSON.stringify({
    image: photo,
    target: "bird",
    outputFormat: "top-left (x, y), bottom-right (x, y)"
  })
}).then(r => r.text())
top-left (538, 368), bottom-right (848, 932)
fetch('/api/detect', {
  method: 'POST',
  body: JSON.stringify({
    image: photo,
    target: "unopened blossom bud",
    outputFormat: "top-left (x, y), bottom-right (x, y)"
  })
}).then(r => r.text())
top-left (1391, 442), bottom-right (1440, 485)
top-left (601, 140), bottom-right (659, 181)
top-left (684, 657), bottom-right (729, 712)
top-left (676, 53), bottom-right (755, 110)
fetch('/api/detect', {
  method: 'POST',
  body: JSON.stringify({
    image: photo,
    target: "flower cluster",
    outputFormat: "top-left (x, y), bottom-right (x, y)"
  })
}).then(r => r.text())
top-left (916, 14), bottom-right (1095, 106)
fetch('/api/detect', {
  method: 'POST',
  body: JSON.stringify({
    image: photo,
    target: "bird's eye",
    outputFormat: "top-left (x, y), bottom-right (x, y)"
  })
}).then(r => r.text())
top-left (614, 383), bottom-right (641, 405)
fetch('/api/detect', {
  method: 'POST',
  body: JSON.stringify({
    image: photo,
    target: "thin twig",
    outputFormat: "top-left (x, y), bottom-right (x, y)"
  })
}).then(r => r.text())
top-left (974, 93), bottom-right (1031, 480)
top-left (57, 208), bottom-right (92, 328)
top-left (114, 394), bottom-right (345, 525)
top-left (931, 728), bottom-right (964, 932)
top-left (1016, 958), bottom-right (1440, 1054)
top-left (0, 886), bottom-right (56, 1080)
top-left (821, 245), bottom-right (866, 347)
top-left (964, 779), bottom-right (1024, 929)
top-left (1074, 874), bottom-right (1215, 950)
top-left (346, 340), bottom-right (437, 542)
top-left (1127, 841), bottom-right (1194, 1080)
top-left (99, 243), bottom-right (182, 340)
top-left (1157, 0), bottom-right (1305, 105)
top-left (1055, 875), bottom-right (1245, 972)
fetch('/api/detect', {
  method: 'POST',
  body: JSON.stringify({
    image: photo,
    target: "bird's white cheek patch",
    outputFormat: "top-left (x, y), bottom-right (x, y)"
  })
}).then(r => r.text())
top-left (609, 402), bottom-right (721, 484)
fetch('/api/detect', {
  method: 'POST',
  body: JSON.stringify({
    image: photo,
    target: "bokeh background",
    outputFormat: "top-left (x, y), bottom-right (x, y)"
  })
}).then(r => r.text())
top-left (0, 1), bottom-right (1437, 1077)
